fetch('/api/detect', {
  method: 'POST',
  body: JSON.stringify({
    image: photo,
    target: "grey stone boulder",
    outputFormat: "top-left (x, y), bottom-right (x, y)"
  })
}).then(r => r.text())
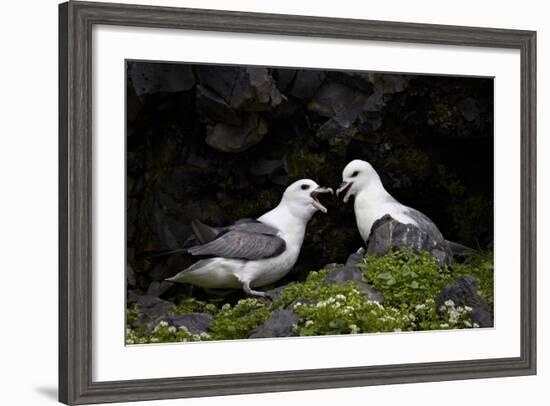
top-left (325, 71), bottom-right (374, 93)
top-left (135, 296), bottom-right (172, 321)
top-left (366, 215), bottom-right (452, 267)
top-left (436, 275), bottom-right (493, 327)
top-left (164, 313), bottom-right (213, 335)
top-left (324, 266), bottom-right (384, 304)
top-left (206, 114), bottom-right (268, 153)
top-left (146, 280), bottom-right (175, 298)
top-left (324, 266), bottom-right (363, 284)
top-left (195, 65), bottom-right (241, 103)
top-left (289, 70), bottom-right (326, 100)
top-left (195, 66), bottom-right (282, 112)
top-left (128, 62), bottom-right (195, 97)
top-left (345, 247), bottom-right (366, 266)
top-left (233, 67), bottom-right (283, 111)
top-left (308, 82), bottom-right (368, 128)
top-left (196, 84), bottom-right (241, 126)
top-left (263, 285), bottom-right (287, 302)
top-left (134, 296), bottom-right (173, 333)
top-left (249, 309), bottom-right (299, 338)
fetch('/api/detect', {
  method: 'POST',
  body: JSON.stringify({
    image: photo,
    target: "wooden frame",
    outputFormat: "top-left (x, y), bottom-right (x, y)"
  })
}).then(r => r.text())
top-left (59, 1), bottom-right (537, 404)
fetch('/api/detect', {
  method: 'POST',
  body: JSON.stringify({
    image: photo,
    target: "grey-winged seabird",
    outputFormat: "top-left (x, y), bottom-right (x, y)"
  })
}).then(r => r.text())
top-left (167, 179), bottom-right (333, 297)
top-left (336, 159), bottom-right (466, 255)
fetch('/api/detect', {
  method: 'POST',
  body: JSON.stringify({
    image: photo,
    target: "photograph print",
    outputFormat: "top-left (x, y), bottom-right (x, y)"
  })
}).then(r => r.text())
top-left (125, 61), bottom-right (494, 344)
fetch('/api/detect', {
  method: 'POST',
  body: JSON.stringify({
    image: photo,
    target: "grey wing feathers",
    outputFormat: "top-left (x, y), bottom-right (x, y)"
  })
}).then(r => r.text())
top-left (404, 207), bottom-right (446, 243)
top-left (191, 219), bottom-right (221, 244)
top-left (229, 221), bottom-right (280, 235)
top-left (187, 230), bottom-right (286, 260)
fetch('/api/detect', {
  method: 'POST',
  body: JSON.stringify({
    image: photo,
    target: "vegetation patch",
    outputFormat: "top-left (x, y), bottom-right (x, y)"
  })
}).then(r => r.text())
top-left (126, 249), bottom-right (493, 344)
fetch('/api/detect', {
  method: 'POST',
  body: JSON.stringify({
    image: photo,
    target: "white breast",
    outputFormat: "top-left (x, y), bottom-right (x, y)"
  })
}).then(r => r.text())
top-left (354, 192), bottom-right (417, 242)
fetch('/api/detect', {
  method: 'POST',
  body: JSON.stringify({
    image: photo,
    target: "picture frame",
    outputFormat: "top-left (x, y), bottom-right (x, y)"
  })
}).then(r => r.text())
top-left (58, 1), bottom-right (536, 404)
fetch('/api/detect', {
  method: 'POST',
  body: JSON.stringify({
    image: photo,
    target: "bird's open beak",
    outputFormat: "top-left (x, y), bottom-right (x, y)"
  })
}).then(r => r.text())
top-left (336, 181), bottom-right (353, 203)
top-left (310, 187), bottom-right (333, 213)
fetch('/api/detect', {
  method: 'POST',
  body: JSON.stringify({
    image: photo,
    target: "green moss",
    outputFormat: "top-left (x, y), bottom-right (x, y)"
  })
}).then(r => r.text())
top-left (208, 298), bottom-right (271, 340)
top-left (126, 249), bottom-right (493, 344)
top-left (285, 147), bottom-right (326, 180)
top-left (360, 249), bottom-right (452, 308)
top-left (171, 297), bottom-right (219, 316)
top-left (291, 287), bottom-right (409, 335)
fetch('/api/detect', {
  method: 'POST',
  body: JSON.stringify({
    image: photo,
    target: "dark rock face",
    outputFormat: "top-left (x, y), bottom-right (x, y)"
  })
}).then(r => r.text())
top-left (345, 248), bottom-right (366, 266)
top-left (324, 266), bottom-right (363, 284)
top-left (263, 285), bottom-right (287, 302)
top-left (135, 296), bottom-right (172, 321)
top-left (134, 296), bottom-right (173, 334)
top-left (206, 114), bottom-right (268, 153)
top-left (164, 313), bottom-right (213, 334)
top-left (249, 309), bottom-right (299, 338)
top-left (436, 275), bottom-right (493, 327)
top-left (128, 62), bottom-right (195, 97)
top-left (126, 61), bottom-right (494, 295)
top-left (367, 215), bottom-right (452, 267)
top-left (324, 266), bottom-right (384, 303)
top-left (146, 281), bottom-right (174, 297)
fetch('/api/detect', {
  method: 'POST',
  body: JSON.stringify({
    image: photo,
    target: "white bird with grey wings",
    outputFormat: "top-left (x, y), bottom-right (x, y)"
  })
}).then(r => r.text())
top-left (167, 179), bottom-right (333, 297)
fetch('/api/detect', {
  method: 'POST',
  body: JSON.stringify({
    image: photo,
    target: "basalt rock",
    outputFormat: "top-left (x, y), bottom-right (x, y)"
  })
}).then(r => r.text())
top-left (128, 62), bottom-right (195, 97)
top-left (249, 309), bottom-right (299, 338)
top-left (367, 215), bottom-right (452, 267)
top-left (436, 275), bottom-right (493, 327)
top-left (164, 313), bottom-right (214, 335)
top-left (206, 114), bottom-right (268, 153)
top-left (324, 266), bottom-right (384, 303)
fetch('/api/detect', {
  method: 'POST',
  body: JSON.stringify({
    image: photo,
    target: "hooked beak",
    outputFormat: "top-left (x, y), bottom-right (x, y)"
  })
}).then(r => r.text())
top-left (336, 181), bottom-right (353, 203)
top-left (310, 186), bottom-right (333, 213)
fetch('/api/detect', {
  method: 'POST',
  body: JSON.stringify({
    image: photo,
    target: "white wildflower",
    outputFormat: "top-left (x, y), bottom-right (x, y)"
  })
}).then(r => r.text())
top-left (464, 306), bottom-right (473, 312)
top-left (178, 326), bottom-right (190, 333)
top-left (335, 294), bottom-right (346, 301)
top-left (473, 322), bottom-right (480, 328)
top-left (167, 326), bottom-right (176, 333)
top-left (440, 323), bottom-right (449, 328)
top-left (448, 309), bottom-right (460, 324)
top-left (349, 324), bottom-right (360, 334)
top-left (444, 299), bottom-right (455, 307)
top-left (463, 320), bottom-right (472, 328)
top-left (305, 320), bottom-right (314, 327)
top-left (415, 304), bottom-right (426, 311)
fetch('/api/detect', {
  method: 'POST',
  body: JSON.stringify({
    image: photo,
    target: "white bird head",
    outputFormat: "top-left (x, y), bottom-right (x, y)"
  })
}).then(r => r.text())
top-left (281, 179), bottom-right (333, 218)
top-left (336, 159), bottom-right (381, 203)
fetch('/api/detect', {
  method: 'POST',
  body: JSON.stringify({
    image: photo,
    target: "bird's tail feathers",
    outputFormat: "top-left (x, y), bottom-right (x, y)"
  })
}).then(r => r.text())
top-left (145, 248), bottom-right (189, 260)
top-left (446, 240), bottom-right (474, 257)
top-left (191, 219), bottom-right (219, 244)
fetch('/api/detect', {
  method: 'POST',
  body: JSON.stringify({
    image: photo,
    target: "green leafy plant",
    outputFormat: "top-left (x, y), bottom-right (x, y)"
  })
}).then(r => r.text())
top-left (126, 250), bottom-right (493, 344)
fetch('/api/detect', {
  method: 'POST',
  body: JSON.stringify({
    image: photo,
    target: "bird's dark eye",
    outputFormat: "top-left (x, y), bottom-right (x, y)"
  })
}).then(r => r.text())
top-left (350, 171), bottom-right (359, 178)
top-left (301, 184), bottom-right (310, 190)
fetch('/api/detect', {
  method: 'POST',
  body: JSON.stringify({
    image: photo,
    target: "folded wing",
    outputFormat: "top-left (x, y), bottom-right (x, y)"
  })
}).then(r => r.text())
top-left (187, 222), bottom-right (286, 260)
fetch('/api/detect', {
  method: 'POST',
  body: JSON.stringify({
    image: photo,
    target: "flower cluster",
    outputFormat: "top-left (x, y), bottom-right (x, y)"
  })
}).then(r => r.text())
top-left (126, 250), bottom-right (493, 344)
